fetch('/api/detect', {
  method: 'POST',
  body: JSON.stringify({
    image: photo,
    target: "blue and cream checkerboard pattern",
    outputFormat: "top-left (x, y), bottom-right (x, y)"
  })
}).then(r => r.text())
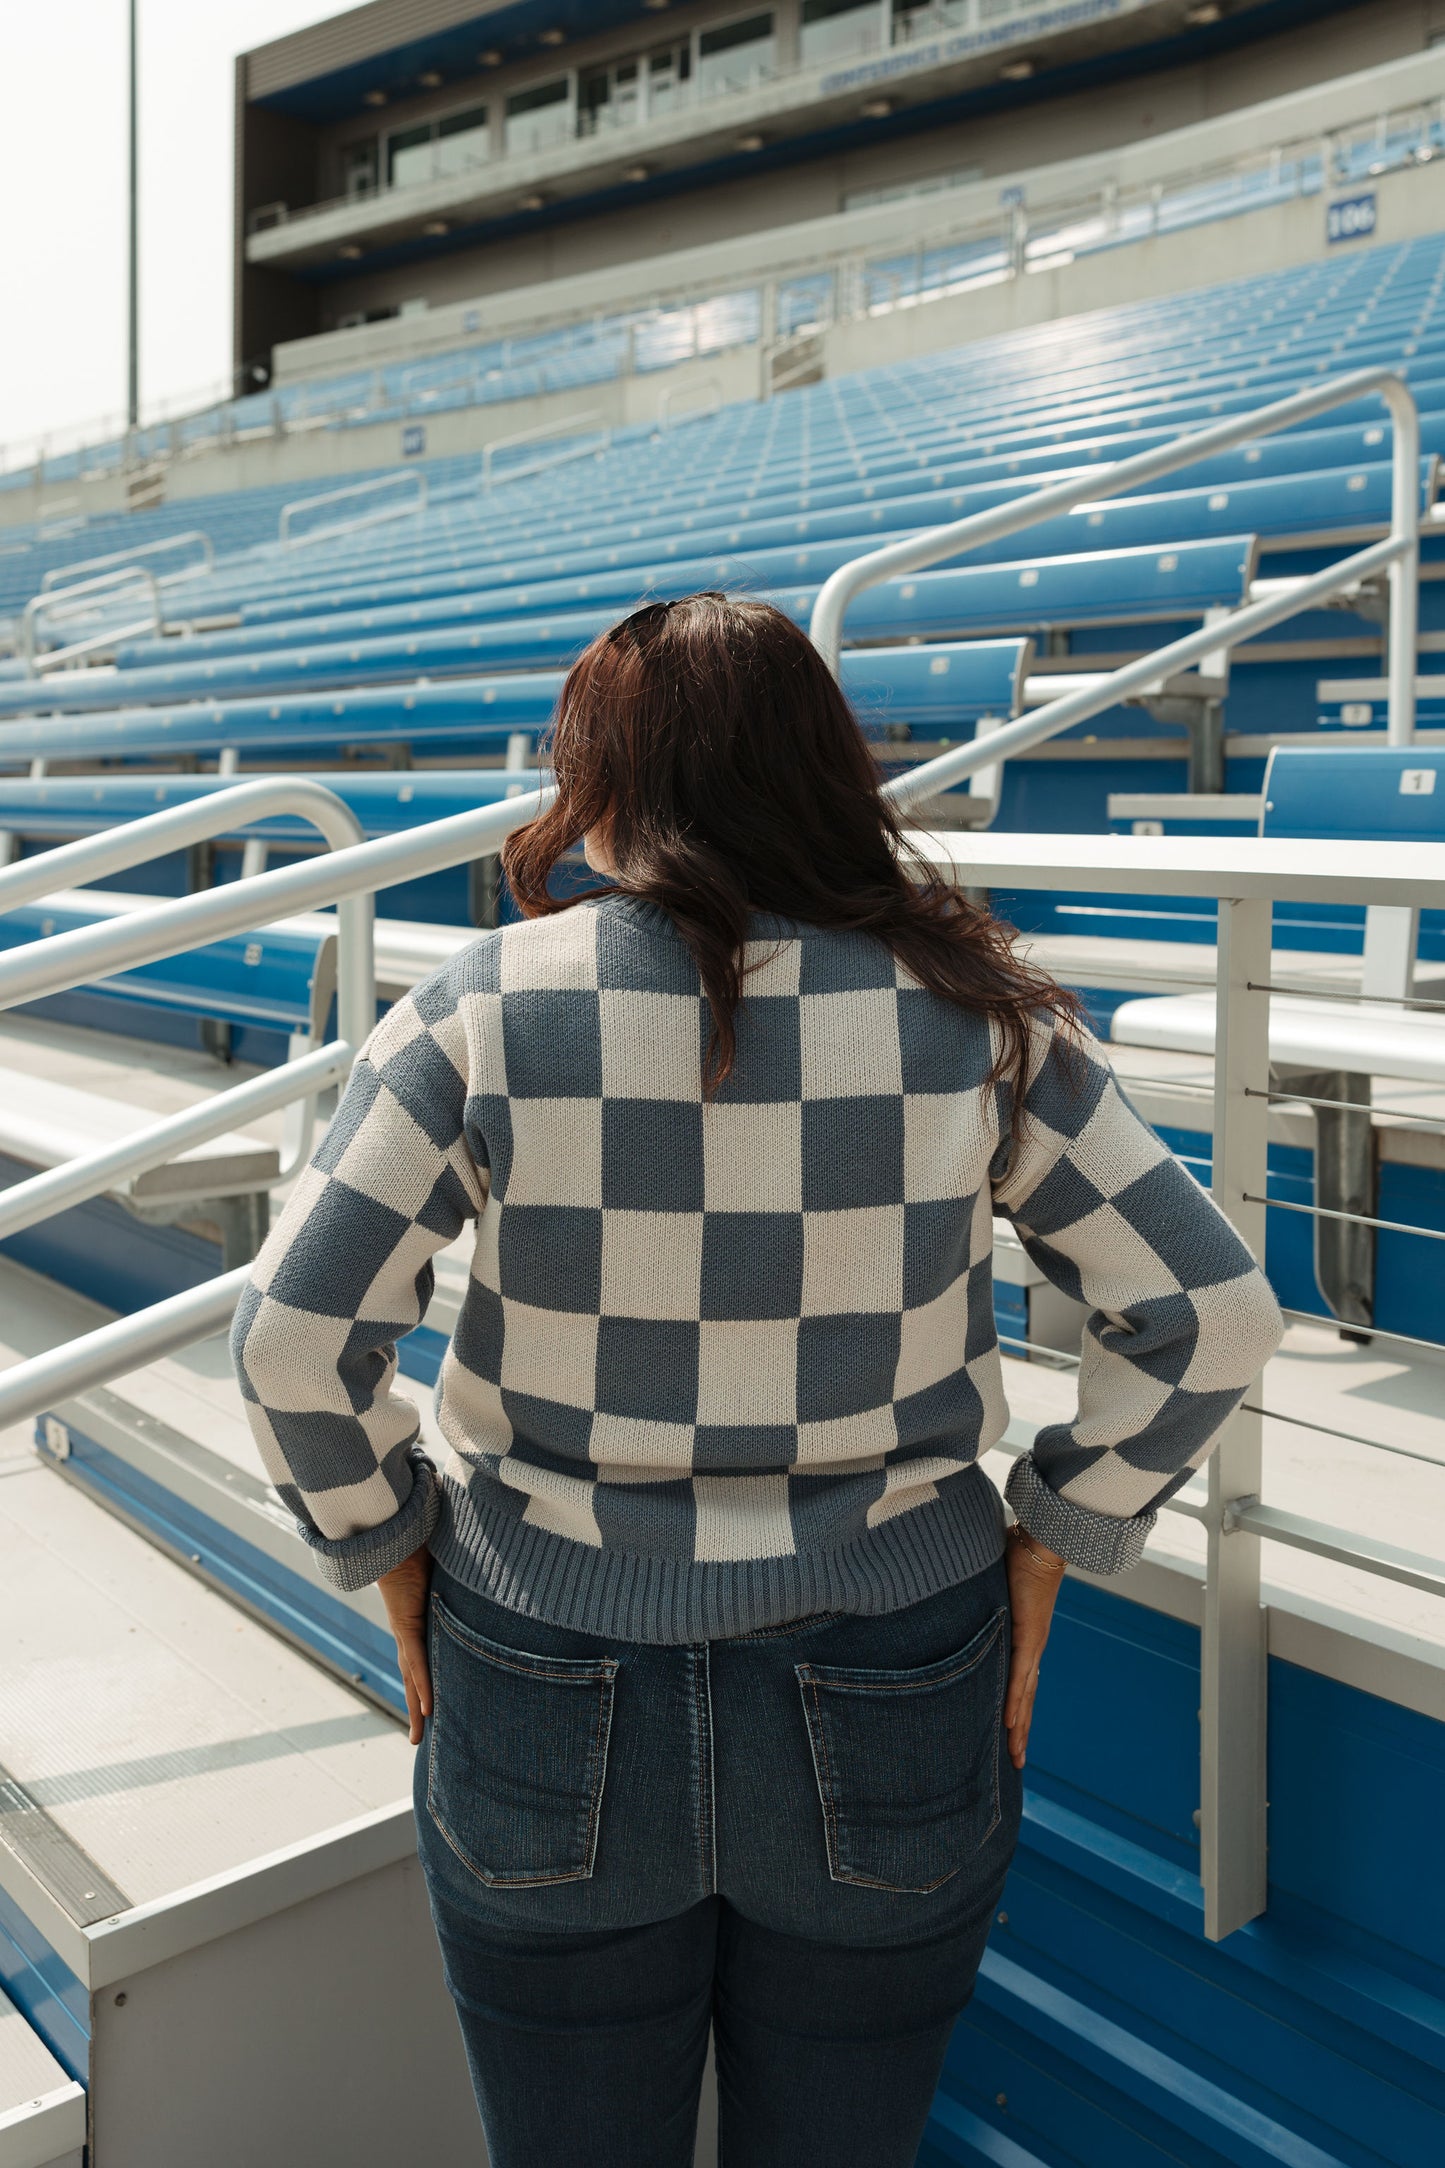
top-left (232, 896), bottom-right (1281, 1642)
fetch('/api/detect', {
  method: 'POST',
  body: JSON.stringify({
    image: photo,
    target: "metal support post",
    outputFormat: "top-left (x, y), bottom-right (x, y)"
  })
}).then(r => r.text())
top-left (1385, 380), bottom-right (1420, 749)
top-left (1201, 894), bottom-right (1271, 1941)
top-left (127, 0), bottom-right (139, 431)
top-left (1275, 1068), bottom-right (1376, 1329)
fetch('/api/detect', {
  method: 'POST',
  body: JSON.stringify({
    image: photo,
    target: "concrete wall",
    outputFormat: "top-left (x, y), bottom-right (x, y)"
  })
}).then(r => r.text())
top-left (820, 149), bottom-right (1445, 374)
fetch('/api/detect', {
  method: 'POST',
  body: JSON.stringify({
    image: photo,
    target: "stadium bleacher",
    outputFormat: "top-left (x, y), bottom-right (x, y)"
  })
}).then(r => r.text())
top-left (5, 216), bottom-right (1445, 2168)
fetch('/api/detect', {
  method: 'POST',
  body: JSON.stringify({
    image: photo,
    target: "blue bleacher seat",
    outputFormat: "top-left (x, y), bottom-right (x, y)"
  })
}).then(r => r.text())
top-left (0, 641), bottom-right (1027, 745)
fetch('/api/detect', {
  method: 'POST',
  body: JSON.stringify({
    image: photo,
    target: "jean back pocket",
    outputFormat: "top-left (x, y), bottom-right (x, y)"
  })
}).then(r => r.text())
top-left (427, 1593), bottom-right (618, 1889)
top-left (795, 1606), bottom-right (1007, 1894)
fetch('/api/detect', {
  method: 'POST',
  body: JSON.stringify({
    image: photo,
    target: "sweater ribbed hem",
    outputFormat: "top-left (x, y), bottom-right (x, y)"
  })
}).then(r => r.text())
top-left (427, 1462), bottom-right (1007, 1644)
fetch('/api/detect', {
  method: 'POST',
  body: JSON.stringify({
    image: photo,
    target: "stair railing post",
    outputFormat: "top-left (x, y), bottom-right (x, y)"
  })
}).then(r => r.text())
top-left (1200, 892), bottom-right (1272, 1941)
top-left (1383, 376), bottom-right (1420, 748)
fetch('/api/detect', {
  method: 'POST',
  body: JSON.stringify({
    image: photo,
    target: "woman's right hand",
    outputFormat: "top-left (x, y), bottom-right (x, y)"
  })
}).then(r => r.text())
top-left (1003, 1522), bottom-right (1066, 1771)
top-left (378, 1547), bottom-right (435, 1746)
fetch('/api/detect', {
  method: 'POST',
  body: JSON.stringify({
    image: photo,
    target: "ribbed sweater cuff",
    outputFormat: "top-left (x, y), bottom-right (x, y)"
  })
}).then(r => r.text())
top-left (1005, 1453), bottom-right (1154, 1577)
top-left (301, 1450), bottom-right (440, 1593)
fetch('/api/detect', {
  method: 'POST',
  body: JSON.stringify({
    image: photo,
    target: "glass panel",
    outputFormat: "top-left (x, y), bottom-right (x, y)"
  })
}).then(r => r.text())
top-left (696, 13), bottom-right (775, 99)
top-left (801, 0), bottom-right (886, 65)
top-left (578, 64), bottom-right (640, 135)
top-left (387, 124), bottom-right (434, 190)
top-left (341, 139), bottom-right (378, 199)
top-left (435, 123), bottom-right (488, 176)
top-left (892, 0), bottom-right (971, 41)
top-left (435, 105), bottom-right (489, 175)
top-left (646, 42), bottom-right (691, 117)
top-left (505, 75), bottom-right (573, 155)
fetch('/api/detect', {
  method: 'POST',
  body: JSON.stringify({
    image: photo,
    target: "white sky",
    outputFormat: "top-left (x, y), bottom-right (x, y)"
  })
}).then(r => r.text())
top-left (0, 1), bottom-right (331, 454)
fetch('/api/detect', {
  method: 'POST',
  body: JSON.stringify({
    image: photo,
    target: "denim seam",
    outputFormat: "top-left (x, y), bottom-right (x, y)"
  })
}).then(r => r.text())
top-left (431, 1594), bottom-right (620, 1685)
top-left (582, 1652), bottom-right (618, 1879)
top-left (798, 1671), bottom-right (845, 1884)
top-left (690, 1644), bottom-right (716, 1898)
top-left (982, 1611), bottom-right (1006, 1848)
top-left (795, 1613), bottom-right (1004, 1697)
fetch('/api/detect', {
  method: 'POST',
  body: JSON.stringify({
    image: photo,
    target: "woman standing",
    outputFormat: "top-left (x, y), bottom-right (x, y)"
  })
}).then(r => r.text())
top-left (233, 594), bottom-right (1281, 2167)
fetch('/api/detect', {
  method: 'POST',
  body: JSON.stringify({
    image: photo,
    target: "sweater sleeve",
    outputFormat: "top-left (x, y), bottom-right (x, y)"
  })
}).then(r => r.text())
top-left (230, 967), bottom-right (486, 1592)
top-left (991, 1018), bottom-right (1282, 1576)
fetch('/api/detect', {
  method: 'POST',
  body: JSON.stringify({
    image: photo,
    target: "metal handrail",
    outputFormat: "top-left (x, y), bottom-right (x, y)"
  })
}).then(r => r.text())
top-left (0, 1267), bottom-right (252, 1429)
top-left (810, 368), bottom-right (1422, 753)
top-left (18, 564), bottom-right (164, 677)
top-left (279, 470), bottom-right (428, 548)
top-left (0, 1038), bottom-right (353, 1245)
top-left (887, 530), bottom-right (1412, 812)
top-left (40, 530), bottom-right (214, 593)
top-left (0, 788), bottom-right (542, 1021)
top-left (481, 410), bottom-right (609, 490)
top-left (0, 779), bottom-right (375, 1227)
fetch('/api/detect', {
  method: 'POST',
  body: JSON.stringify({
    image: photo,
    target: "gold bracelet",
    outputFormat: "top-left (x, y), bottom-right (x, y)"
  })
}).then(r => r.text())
top-left (1009, 1522), bottom-right (1066, 1575)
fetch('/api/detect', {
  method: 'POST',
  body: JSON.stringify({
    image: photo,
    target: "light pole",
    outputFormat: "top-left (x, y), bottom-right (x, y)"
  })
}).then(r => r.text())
top-left (127, 0), bottom-right (139, 431)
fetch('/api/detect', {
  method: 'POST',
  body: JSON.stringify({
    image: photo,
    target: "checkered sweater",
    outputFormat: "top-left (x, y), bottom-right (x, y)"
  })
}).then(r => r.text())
top-left (232, 896), bottom-right (1281, 1642)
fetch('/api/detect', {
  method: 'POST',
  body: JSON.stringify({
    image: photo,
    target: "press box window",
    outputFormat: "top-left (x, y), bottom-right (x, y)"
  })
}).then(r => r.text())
top-left (696, 13), bottom-right (776, 99)
top-left (505, 76), bottom-right (574, 156)
top-left (647, 42), bottom-right (693, 116)
top-left (386, 105), bottom-right (489, 189)
top-left (579, 59), bottom-right (641, 135)
top-left (340, 139), bottom-right (378, 199)
top-left (800, 0), bottom-right (887, 67)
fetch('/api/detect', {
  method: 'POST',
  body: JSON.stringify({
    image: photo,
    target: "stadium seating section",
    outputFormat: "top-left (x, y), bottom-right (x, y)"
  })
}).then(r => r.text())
top-left (1, 228), bottom-right (1444, 1347)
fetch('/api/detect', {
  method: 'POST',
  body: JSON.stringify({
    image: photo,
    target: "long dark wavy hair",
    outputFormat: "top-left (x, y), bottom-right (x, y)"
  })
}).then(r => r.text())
top-left (503, 592), bottom-right (1080, 1103)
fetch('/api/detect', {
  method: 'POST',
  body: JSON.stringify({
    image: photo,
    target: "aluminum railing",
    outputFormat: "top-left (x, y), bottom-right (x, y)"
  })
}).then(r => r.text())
top-left (40, 530), bottom-right (215, 593)
top-left (18, 564), bottom-right (165, 677)
top-left (900, 826), bottom-right (1445, 1941)
top-left (480, 410), bottom-right (611, 491)
top-left (0, 768), bottom-right (1441, 1943)
top-left (810, 367), bottom-right (1422, 776)
top-left (278, 470), bottom-right (428, 548)
top-left (0, 778), bottom-right (373, 1237)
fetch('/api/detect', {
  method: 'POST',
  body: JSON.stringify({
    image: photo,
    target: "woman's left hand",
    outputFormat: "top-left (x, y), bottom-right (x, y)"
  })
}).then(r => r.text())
top-left (378, 1548), bottom-right (434, 1745)
top-left (1003, 1523), bottom-right (1066, 1771)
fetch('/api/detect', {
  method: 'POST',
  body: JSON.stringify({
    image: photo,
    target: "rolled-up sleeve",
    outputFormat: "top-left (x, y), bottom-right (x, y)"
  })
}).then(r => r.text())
top-left (231, 972), bottom-right (486, 1592)
top-left (992, 1021), bottom-right (1282, 1575)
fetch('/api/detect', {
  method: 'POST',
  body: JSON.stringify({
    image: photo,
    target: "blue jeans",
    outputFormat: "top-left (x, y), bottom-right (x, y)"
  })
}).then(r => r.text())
top-left (416, 1558), bottom-right (1021, 2167)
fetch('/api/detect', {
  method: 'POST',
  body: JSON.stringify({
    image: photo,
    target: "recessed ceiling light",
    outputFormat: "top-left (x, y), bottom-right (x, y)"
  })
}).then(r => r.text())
top-left (1185, 2), bottom-right (1222, 21)
top-left (338, 243), bottom-right (363, 259)
top-left (478, 48), bottom-right (502, 65)
top-left (540, 27), bottom-right (565, 44)
top-left (423, 219), bottom-right (450, 236)
top-left (644, 0), bottom-right (670, 10)
top-left (861, 96), bottom-right (892, 118)
top-left (419, 70), bottom-right (443, 88)
top-left (363, 88), bottom-right (387, 106)
top-left (736, 132), bottom-right (765, 152)
top-left (518, 192), bottom-right (546, 212)
top-left (624, 163), bottom-right (651, 182)
top-left (999, 58), bottom-right (1035, 80)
